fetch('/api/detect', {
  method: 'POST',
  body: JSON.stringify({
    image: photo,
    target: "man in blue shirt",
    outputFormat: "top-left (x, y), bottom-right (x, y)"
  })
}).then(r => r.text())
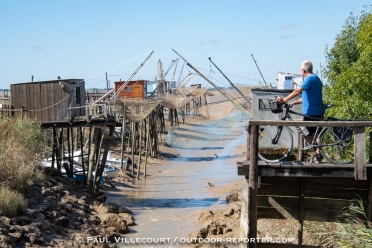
top-left (276, 60), bottom-right (324, 163)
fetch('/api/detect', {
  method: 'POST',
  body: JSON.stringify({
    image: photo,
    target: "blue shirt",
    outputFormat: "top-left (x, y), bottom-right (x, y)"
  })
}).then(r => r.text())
top-left (301, 74), bottom-right (323, 115)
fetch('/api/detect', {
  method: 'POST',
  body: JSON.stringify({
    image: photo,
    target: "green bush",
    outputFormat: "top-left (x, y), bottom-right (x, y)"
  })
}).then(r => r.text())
top-left (0, 117), bottom-right (45, 193)
top-left (0, 186), bottom-right (27, 217)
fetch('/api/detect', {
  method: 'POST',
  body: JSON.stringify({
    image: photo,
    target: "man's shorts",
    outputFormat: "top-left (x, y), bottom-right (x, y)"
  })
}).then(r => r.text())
top-left (303, 115), bottom-right (322, 135)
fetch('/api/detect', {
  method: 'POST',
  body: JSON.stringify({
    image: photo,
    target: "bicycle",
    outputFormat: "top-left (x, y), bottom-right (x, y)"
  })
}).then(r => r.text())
top-left (257, 99), bottom-right (354, 164)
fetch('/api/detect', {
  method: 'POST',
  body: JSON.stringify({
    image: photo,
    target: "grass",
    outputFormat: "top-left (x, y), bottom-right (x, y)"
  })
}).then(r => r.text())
top-left (0, 186), bottom-right (27, 217)
top-left (305, 200), bottom-right (372, 247)
top-left (0, 117), bottom-right (45, 217)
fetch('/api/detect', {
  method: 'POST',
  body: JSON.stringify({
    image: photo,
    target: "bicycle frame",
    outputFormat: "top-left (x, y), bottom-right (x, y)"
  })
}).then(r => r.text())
top-left (279, 104), bottom-right (324, 151)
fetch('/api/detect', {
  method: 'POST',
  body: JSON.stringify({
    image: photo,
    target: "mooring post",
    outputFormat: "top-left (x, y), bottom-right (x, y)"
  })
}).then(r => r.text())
top-left (249, 125), bottom-right (259, 248)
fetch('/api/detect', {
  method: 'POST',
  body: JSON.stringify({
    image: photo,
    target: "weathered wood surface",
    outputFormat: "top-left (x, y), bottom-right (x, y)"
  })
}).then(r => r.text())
top-left (246, 176), bottom-right (371, 222)
top-left (247, 120), bottom-right (372, 127)
top-left (249, 125), bottom-right (259, 248)
top-left (237, 161), bottom-right (372, 178)
top-left (354, 127), bottom-right (367, 180)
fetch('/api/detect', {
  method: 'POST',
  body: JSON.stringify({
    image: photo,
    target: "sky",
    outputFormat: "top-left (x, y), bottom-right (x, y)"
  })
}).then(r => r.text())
top-left (0, 0), bottom-right (370, 90)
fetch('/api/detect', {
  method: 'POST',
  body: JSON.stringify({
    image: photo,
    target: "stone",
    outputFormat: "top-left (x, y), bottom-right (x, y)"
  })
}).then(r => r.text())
top-left (54, 216), bottom-right (69, 227)
top-left (223, 208), bottom-right (234, 216)
top-left (99, 214), bottom-right (129, 234)
top-left (118, 213), bottom-right (135, 226)
top-left (0, 234), bottom-right (11, 244)
top-left (226, 191), bottom-right (240, 203)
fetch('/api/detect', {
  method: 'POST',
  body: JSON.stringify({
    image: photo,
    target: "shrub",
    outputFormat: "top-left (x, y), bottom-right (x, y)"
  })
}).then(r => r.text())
top-left (0, 117), bottom-right (45, 193)
top-left (0, 186), bottom-right (27, 217)
top-left (305, 200), bottom-right (372, 247)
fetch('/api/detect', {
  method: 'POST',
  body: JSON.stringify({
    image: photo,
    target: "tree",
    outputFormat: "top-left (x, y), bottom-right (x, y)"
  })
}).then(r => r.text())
top-left (323, 9), bottom-right (372, 119)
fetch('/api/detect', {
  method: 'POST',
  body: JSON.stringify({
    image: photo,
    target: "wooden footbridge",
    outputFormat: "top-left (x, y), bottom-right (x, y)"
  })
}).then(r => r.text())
top-left (238, 119), bottom-right (372, 248)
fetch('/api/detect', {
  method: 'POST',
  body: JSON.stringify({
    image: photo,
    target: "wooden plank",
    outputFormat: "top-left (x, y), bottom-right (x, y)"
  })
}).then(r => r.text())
top-left (280, 161), bottom-right (292, 168)
top-left (248, 120), bottom-right (372, 128)
top-left (258, 196), bottom-right (364, 212)
top-left (249, 125), bottom-right (259, 248)
top-left (259, 168), bottom-right (354, 178)
top-left (258, 207), bottom-right (347, 222)
top-left (354, 127), bottom-right (367, 180)
top-left (303, 177), bottom-right (369, 188)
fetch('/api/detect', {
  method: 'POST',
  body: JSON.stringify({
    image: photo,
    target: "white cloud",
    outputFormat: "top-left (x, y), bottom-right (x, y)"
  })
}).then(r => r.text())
top-left (200, 38), bottom-right (218, 45)
top-left (279, 23), bottom-right (298, 29)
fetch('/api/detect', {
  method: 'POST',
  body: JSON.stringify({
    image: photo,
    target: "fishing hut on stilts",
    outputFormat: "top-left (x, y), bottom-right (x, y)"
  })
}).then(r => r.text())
top-left (9, 78), bottom-right (117, 193)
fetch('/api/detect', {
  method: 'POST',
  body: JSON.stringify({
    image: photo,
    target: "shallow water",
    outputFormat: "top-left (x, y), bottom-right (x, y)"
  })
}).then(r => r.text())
top-left (107, 113), bottom-right (248, 247)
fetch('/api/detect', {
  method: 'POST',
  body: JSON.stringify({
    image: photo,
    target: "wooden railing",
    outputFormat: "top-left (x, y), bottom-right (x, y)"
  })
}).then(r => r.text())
top-left (243, 119), bottom-right (372, 248)
top-left (247, 120), bottom-right (372, 181)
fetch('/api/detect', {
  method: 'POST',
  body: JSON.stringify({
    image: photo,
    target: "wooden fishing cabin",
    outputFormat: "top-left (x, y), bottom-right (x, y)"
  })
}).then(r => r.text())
top-left (10, 79), bottom-right (86, 122)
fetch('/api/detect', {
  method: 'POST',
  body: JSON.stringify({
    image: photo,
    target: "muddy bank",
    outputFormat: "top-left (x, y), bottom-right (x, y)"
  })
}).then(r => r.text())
top-left (0, 167), bottom-right (134, 248)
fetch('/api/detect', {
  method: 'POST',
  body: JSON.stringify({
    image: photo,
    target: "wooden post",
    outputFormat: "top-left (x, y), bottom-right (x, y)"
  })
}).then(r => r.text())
top-left (131, 121), bottom-right (135, 175)
top-left (144, 116), bottom-right (150, 178)
top-left (298, 133), bottom-right (304, 161)
top-left (245, 123), bottom-right (250, 162)
top-left (120, 114), bottom-right (126, 172)
top-left (87, 127), bottom-right (99, 190)
top-left (248, 125), bottom-right (259, 248)
top-left (51, 128), bottom-right (56, 169)
top-left (66, 128), bottom-right (72, 177)
top-left (94, 125), bottom-right (114, 191)
top-left (368, 172), bottom-right (372, 221)
top-left (354, 127), bottom-right (367, 180)
top-left (298, 178), bottom-right (304, 247)
top-left (80, 127), bottom-right (86, 187)
top-left (137, 121), bottom-right (143, 179)
top-left (369, 132), bottom-right (372, 164)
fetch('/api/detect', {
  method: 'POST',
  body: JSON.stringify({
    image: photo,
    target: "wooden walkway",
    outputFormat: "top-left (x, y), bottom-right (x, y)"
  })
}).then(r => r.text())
top-left (239, 120), bottom-right (372, 248)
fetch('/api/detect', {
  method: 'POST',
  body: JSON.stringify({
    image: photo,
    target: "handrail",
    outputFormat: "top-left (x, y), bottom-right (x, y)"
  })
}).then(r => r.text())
top-left (246, 120), bottom-right (371, 181)
top-left (247, 120), bottom-right (372, 128)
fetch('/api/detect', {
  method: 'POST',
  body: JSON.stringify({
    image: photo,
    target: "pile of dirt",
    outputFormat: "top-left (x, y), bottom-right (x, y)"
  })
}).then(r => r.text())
top-left (0, 167), bottom-right (135, 247)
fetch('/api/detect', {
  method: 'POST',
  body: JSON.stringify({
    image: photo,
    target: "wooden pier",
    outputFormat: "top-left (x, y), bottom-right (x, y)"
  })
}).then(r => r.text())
top-left (238, 120), bottom-right (372, 248)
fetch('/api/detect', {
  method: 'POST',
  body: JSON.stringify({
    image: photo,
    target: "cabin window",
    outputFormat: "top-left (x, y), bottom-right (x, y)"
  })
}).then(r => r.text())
top-left (126, 87), bottom-right (133, 92)
top-left (75, 87), bottom-right (81, 104)
top-left (258, 98), bottom-right (271, 110)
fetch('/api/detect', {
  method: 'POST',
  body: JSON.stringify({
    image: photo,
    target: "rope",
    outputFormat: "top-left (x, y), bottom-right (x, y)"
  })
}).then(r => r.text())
top-left (26, 95), bottom-right (70, 112)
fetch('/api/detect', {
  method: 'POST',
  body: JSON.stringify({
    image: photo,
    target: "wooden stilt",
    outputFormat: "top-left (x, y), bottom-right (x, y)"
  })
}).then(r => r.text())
top-left (51, 128), bottom-right (56, 169)
top-left (95, 125), bottom-right (114, 191)
top-left (248, 125), bottom-right (258, 248)
top-left (80, 127), bottom-right (86, 187)
top-left (298, 178), bottom-right (304, 247)
top-left (57, 129), bottom-right (63, 175)
top-left (120, 104), bottom-right (126, 172)
top-left (137, 121), bottom-right (143, 179)
top-left (145, 116), bottom-right (150, 178)
top-left (131, 121), bottom-right (135, 175)
top-left (87, 127), bottom-right (98, 190)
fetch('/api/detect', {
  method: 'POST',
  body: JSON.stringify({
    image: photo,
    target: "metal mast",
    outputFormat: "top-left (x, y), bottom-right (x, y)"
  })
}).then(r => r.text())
top-left (208, 57), bottom-right (252, 107)
top-left (173, 49), bottom-right (250, 117)
top-left (251, 54), bottom-right (269, 88)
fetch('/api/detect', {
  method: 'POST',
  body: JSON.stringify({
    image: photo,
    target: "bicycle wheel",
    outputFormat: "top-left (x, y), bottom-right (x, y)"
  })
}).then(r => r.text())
top-left (257, 126), bottom-right (293, 163)
top-left (319, 127), bottom-right (354, 164)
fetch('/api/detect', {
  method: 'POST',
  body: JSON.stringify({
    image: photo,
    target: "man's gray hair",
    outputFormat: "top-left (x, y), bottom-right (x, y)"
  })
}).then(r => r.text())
top-left (301, 60), bottom-right (313, 72)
